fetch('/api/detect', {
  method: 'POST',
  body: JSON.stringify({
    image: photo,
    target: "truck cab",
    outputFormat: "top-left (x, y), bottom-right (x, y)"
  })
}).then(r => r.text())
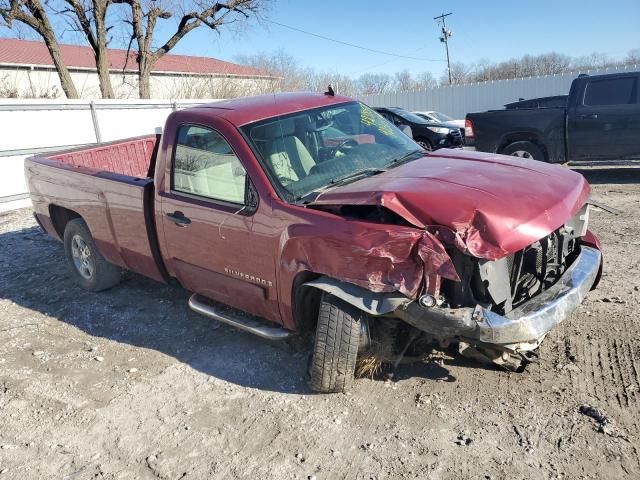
top-left (567, 72), bottom-right (640, 161)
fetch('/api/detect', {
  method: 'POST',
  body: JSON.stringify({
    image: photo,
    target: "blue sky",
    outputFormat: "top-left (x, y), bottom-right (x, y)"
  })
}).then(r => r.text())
top-left (167, 0), bottom-right (640, 78)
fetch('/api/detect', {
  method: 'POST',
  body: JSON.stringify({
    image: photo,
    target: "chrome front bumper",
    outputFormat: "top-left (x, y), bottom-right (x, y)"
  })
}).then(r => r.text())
top-left (397, 246), bottom-right (602, 346)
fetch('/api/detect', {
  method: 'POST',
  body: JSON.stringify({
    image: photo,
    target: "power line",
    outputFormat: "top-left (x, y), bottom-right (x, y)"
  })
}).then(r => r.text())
top-left (348, 46), bottom-right (432, 76)
top-left (267, 19), bottom-right (446, 62)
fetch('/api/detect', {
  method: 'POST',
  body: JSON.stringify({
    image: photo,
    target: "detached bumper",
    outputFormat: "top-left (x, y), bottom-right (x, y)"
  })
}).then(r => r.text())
top-left (397, 246), bottom-right (601, 346)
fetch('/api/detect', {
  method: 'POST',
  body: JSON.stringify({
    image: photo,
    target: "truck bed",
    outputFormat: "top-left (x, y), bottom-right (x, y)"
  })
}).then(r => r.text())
top-left (467, 107), bottom-right (567, 163)
top-left (47, 135), bottom-right (158, 179)
top-left (25, 135), bottom-right (166, 283)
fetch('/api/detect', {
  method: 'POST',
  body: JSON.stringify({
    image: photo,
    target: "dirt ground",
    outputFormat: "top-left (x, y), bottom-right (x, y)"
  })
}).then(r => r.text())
top-left (1, 166), bottom-right (639, 480)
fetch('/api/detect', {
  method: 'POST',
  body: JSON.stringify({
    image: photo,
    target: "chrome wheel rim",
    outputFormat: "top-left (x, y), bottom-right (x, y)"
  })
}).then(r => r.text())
top-left (510, 150), bottom-right (533, 159)
top-left (418, 141), bottom-right (432, 151)
top-left (71, 234), bottom-right (94, 280)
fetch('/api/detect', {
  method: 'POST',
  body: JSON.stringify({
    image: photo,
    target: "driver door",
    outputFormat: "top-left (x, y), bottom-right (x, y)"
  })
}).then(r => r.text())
top-left (159, 123), bottom-right (280, 321)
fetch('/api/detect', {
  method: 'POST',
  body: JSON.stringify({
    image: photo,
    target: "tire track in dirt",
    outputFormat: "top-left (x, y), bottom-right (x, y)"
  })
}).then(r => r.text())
top-left (612, 339), bottom-right (631, 407)
top-left (627, 341), bottom-right (640, 402)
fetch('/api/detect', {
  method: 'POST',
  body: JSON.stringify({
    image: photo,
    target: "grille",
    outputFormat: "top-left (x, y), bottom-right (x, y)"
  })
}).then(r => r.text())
top-left (506, 229), bottom-right (576, 311)
top-left (448, 129), bottom-right (463, 146)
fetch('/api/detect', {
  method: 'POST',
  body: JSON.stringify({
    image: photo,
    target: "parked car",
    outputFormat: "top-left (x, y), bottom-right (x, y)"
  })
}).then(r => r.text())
top-left (466, 71), bottom-right (640, 162)
top-left (26, 92), bottom-right (602, 393)
top-left (413, 110), bottom-right (465, 135)
top-left (373, 106), bottom-right (463, 151)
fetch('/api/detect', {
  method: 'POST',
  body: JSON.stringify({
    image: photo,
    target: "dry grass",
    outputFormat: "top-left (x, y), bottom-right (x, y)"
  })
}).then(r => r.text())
top-left (355, 341), bottom-right (394, 379)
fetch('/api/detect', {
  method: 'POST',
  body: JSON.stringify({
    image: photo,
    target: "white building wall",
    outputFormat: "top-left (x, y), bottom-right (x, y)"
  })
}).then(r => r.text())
top-left (0, 66), bottom-right (276, 99)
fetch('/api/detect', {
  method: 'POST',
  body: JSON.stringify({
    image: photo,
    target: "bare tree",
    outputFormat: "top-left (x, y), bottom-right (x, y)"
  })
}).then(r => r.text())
top-left (357, 73), bottom-right (391, 95)
top-left (441, 61), bottom-right (469, 85)
top-left (0, 17), bottom-right (36, 38)
top-left (236, 51), bottom-right (357, 95)
top-left (624, 49), bottom-right (640, 66)
top-left (0, 0), bottom-right (79, 98)
top-left (235, 50), bottom-right (302, 91)
top-left (394, 69), bottom-right (414, 92)
top-left (58, 0), bottom-right (116, 98)
top-left (414, 72), bottom-right (436, 91)
top-left (119, 0), bottom-right (264, 98)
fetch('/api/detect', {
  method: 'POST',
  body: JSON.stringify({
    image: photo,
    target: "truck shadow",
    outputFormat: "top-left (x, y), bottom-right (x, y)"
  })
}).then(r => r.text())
top-left (0, 222), bottom-right (470, 394)
top-left (572, 166), bottom-right (640, 185)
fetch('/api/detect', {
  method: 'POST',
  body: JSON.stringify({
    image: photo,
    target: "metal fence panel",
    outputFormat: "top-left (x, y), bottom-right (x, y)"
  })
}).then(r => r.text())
top-left (0, 98), bottom-right (217, 210)
top-left (359, 65), bottom-right (639, 118)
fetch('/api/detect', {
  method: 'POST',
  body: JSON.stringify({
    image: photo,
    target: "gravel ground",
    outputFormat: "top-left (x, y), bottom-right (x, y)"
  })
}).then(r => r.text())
top-left (1, 166), bottom-right (639, 480)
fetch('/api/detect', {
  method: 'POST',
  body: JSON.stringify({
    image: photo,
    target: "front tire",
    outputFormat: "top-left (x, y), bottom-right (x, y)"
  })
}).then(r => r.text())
top-left (501, 141), bottom-right (545, 161)
top-left (309, 293), bottom-right (362, 393)
top-left (63, 218), bottom-right (121, 292)
top-left (415, 137), bottom-right (433, 152)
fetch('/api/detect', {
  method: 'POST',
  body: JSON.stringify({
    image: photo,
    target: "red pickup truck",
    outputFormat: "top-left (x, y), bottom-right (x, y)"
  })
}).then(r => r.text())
top-left (25, 92), bottom-right (602, 392)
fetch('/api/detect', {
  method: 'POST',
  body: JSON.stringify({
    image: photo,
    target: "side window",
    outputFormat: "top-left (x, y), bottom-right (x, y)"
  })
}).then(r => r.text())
top-left (172, 125), bottom-right (246, 204)
top-left (583, 77), bottom-right (637, 106)
top-left (380, 111), bottom-right (397, 124)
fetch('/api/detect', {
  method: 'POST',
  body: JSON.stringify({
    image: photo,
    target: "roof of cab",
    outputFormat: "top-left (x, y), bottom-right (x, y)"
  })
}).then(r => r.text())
top-left (193, 92), bottom-right (355, 126)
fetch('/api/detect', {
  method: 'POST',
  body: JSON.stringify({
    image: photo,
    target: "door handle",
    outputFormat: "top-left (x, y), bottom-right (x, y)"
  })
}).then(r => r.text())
top-left (166, 211), bottom-right (191, 226)
top-left (579, 113), bottom-right (598, 119)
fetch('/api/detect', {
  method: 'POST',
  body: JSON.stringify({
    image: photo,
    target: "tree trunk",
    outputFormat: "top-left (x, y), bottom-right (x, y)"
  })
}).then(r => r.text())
top-left (93, 3), bottom-right (114, 98)
top-left (94, 38), bottom-right (114, 98)
top-left (39, 28), bottom-right (79, 98)
top-left (6, 0), bottom-right (80, 98)
top-left (138, 60), bottom-right (152, 98)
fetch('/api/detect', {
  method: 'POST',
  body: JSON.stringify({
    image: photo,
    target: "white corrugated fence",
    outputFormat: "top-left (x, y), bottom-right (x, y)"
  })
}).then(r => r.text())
top-left (0, 99), bottom-right (216, 211)
top-left (358, 65), bottom-right (639, 119)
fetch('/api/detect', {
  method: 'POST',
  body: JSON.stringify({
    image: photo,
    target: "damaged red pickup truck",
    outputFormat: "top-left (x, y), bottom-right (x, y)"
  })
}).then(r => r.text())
top-left (25, 92), bottom-right (602, 392)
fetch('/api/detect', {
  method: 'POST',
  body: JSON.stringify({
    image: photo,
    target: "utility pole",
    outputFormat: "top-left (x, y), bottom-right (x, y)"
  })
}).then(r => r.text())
top-left (434, 12), bottom-right (453, 85)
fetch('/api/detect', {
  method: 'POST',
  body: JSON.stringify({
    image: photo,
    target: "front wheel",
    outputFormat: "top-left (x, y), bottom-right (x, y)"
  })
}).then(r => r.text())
top-left (63, 218), bottom-right (121, 292)
top-left (501, 141), bottom-right (545, 161)
top-left (309, 293), bottom-right (363, 393)
top-left (415, 138), bottom-right (433, 152)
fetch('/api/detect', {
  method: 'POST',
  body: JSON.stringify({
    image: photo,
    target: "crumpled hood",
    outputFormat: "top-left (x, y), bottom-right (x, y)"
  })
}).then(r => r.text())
top-left (310, 149), bottom-right (590, 260)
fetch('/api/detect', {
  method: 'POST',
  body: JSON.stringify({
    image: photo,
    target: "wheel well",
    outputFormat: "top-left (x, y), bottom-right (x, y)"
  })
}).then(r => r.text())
top-left (498, 133), bottom-right (548, 159)
top-left (48, 205), bottom-right (81, 239)
top-left (292, 271), bottom-right (322, 333)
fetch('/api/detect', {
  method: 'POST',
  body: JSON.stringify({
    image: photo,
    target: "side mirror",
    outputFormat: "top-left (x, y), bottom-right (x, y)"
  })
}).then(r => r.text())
top-left (239, 180), bottom-right (259, 216)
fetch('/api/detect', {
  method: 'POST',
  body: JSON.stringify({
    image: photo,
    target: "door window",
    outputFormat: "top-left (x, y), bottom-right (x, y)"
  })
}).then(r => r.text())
top-left (172, 125), bottom-right (246, 204)
top-left (379, 111), bottom-right (396, 123)
top-left (583, 77), bottom-right (637, 106)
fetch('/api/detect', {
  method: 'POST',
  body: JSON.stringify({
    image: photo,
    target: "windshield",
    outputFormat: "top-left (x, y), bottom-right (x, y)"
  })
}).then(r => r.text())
top-left (242, 102), bottom-right (422, 201)
top-left (428, 111), bottom-right (455, 122)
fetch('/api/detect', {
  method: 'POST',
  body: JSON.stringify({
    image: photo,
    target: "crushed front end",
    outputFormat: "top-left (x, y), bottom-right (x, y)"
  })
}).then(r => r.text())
top-left (394, 205), bottom-right (602, 371)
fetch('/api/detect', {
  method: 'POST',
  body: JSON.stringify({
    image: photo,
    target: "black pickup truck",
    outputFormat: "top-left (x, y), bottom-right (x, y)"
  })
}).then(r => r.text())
top-left (466, 71), bottom-right (640, 163)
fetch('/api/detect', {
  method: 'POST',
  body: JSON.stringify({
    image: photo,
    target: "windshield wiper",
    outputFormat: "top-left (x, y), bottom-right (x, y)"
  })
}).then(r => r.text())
top-left (386, 149), bottom-right (425, 168)
top-left (295, 167), bottom-right (386, 204)
top-left (329, 167), bottom-right (386, 187)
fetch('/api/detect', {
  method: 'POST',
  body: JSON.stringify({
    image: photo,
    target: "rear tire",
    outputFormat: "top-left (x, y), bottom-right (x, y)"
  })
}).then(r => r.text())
top-left (501, 141), bottom-right (545, 161)
top-left (309, 293), bottom-right (362, 393)
top-left (63, 218), bottom-right (121, 292)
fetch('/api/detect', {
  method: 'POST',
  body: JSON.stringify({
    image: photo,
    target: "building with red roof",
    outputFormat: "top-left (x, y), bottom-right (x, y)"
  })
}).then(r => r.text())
top-left (0, 38), bottom-right (278, 99)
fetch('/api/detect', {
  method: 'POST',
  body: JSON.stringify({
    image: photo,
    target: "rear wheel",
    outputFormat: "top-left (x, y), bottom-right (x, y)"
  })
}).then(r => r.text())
top-left (309, 293), bottom-right (363, 393)
top-left (63, 218), bottom-right (121, 292)
top-left (501, 141), bottom-right (545, 161)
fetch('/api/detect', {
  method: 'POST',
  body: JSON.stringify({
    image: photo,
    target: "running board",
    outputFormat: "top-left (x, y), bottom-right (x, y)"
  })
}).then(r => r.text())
top-left (188, 293), bottom-right (292, 340)
top-left (569, 159), bottom-right (640, 167)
